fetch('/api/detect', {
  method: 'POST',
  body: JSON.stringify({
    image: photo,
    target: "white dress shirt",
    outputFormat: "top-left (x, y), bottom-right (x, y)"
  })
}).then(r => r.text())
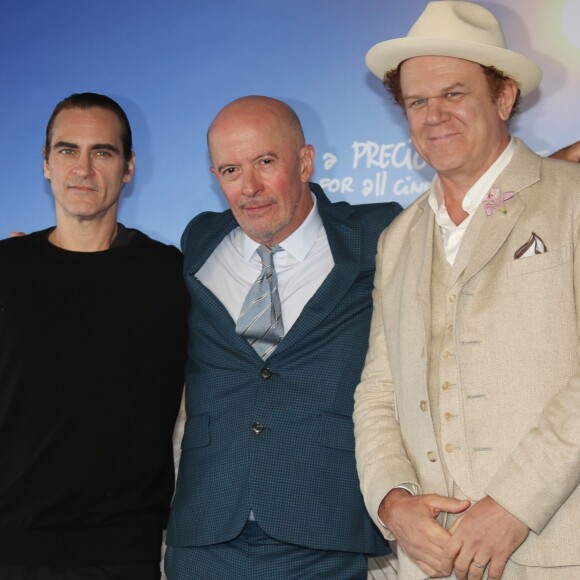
top-left (428, 138), bottom-right (516, 265)
top-left (196, 192), bottom-right (335, 333)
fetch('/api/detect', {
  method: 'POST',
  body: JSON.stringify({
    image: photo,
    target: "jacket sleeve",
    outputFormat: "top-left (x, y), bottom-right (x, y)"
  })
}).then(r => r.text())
top-left (353, 226), bottom-right (421, 541)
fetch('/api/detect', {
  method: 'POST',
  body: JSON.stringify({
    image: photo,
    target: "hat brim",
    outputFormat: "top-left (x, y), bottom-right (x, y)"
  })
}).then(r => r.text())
top-left (366, 38), bottom-right (542, 96)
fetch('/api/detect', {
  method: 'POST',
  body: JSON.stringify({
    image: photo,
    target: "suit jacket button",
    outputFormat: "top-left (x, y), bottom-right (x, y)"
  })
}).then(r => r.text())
top-left (261, 367), bottom-right (272, 379)
top-left (419, 400), bottom-right (428, 411)
top-left (252, 422), bottom-right (265, 435)
top-left (427, 451), bottom-right (437, 462)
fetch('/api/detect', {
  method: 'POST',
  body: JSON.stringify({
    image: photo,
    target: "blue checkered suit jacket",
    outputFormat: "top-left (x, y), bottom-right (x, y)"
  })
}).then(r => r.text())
top-left (166, 184), bottom-right (401, 556)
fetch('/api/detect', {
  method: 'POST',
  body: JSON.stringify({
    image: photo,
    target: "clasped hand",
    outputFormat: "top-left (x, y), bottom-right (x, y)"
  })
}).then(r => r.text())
top-left (380, 490), bottom-right (529, 578)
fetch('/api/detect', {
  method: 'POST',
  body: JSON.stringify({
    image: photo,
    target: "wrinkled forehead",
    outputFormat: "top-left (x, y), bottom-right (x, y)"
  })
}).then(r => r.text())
top-left (401, 55), bottom-right (484, 78)
top-left (209, 112), bottom-right (293, 164)
top-left (400, 55), bottom-right (486, 92)
top-left (48, 107), bottom-right (124, 149)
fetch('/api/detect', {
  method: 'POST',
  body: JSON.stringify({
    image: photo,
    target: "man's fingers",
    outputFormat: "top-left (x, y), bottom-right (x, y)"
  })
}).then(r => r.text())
top-left (385, 492), bottom-right (473, 574)
top-left (448, 514), bottom-right (464, 534)
top-left (415, 558), bottom-right (446, 578)
top-left (452, 551), bottom-right (489, 580)
top-left (429, 495), bottom-right (471, 517)
top-left (487, 556), bottom-right (509, 580)
top-left (440, 533), bottom-right (462, 576)
top-left (399, 541), bottom-right (450, 578)
top-left (470, 557), bottom-right (489, 577)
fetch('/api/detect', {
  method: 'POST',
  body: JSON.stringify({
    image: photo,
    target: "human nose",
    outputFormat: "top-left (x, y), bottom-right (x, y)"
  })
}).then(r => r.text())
top-left (73, 151), bottom-right (94, 177)
top-left (241, 168), bottom-right (261, 196)
top-left (424, 97), bottom-right (447, 125)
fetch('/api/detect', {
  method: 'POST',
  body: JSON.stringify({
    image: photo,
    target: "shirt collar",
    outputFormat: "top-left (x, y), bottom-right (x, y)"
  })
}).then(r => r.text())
top-left (237, 191), bottom-right (322, 262)
top-left (428, 137), bottom-right (517, 221)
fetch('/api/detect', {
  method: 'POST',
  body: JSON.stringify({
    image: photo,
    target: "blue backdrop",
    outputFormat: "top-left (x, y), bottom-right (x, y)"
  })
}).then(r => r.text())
top-left (1, 0), bottom-right (579, 245)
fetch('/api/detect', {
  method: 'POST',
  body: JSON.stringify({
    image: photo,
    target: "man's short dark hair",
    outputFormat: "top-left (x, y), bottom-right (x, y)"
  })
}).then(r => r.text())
top-left (45, 92), bottom-right (133, 161)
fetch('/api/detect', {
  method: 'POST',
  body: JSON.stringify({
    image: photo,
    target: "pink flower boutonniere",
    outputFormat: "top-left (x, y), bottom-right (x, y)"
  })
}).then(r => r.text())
top-left (482, 187), bottom-right (515, 216)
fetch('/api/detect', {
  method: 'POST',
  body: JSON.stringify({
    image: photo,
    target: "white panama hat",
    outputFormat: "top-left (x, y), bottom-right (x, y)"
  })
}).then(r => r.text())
top-left (366, 1), bottom-right (542, 96)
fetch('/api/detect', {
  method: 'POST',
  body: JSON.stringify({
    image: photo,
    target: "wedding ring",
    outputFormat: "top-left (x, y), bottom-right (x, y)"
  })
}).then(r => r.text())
top-left (472, 560), bottom-right (486, 569)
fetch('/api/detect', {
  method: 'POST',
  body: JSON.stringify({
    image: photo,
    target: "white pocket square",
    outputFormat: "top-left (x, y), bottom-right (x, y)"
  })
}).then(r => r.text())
top-left (514, 232), bottom-right (547, 259)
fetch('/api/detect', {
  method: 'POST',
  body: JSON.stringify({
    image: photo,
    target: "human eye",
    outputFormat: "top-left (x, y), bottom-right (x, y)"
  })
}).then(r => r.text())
top-left (94, 150), bottom-right (112, 158)
top-left (58, 147), bottom-right (75, 156)
top-left (220, 167), bottom-right (238, 179)
top-left (404, 97), bottom-right (427, 110)
top-left (445, 91), bottom-right (464, 100)
top-left (258, 156), bottom-right (275, 169)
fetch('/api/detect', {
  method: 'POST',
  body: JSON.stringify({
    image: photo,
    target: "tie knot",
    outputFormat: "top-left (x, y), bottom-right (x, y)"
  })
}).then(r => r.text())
top-left (256, 245), bottom-right (281, 268)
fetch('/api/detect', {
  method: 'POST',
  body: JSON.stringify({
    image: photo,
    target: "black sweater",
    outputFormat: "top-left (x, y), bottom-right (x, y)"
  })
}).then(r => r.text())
top-left (0, 227), bottom-right (188, 565)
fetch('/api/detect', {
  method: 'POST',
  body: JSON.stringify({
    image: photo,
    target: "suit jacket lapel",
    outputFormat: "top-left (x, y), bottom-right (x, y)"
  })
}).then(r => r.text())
top-left (182, 212), bottom-right (257, 354)
top-left (183, 211), bottom-right (238, 274)
top-left (455, 139), bottom-right (541, 287)
top-left (410, 138), bottom-right (541, 363)
top-left (409, 196), bottom-right (435, 365)
top-left (272, 188), bottom-right (362, 357)
top-left (182, 190), bottom-right (362, 361)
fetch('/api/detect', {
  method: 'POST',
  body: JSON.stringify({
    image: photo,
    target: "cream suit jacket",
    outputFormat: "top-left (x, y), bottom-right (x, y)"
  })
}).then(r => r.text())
top-left (354, 139), bottom-right (580, 578)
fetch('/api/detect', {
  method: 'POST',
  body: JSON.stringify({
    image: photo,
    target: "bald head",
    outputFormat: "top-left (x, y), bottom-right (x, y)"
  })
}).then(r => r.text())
top-left (206, 95), bottom-right (315, 246)
top-left (208, 96), bottom-right (305, 163)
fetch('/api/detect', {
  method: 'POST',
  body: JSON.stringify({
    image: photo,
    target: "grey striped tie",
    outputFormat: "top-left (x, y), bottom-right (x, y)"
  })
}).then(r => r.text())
top-left (236, 245), bottom-right (284, 359)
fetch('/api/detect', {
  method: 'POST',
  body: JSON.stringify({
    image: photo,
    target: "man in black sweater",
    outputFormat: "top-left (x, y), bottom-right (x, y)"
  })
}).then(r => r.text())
top-left (0, 93), bottom-right (188, 580)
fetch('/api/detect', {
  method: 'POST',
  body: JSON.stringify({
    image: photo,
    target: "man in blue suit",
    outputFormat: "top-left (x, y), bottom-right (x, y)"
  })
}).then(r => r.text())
top-left (165, 95), bottom-right (402, 579)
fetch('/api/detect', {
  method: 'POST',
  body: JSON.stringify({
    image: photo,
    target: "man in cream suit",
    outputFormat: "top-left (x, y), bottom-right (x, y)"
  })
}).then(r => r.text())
top-left (353, 2), bottom-right (580, 579)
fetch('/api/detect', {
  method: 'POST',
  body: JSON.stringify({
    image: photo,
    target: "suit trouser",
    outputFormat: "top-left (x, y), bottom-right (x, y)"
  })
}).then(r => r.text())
top-left (165, 520), bottom-right (367, 580)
